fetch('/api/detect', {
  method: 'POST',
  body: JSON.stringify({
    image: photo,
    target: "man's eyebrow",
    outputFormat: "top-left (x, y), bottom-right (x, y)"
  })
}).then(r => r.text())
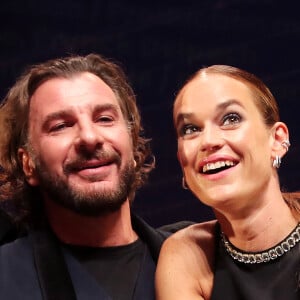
top-left (175, 99), bottom-right (243, 126)
top-left (42, 110), bottom-right (72, 130)
top-left (42, 104), bottom-right (121, 129)
top-left (93, 103), bottom-right (119, 114)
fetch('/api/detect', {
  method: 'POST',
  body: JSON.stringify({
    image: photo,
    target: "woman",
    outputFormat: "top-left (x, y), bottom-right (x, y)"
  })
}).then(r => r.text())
top-left (155, 65), bottom-right (300, 299)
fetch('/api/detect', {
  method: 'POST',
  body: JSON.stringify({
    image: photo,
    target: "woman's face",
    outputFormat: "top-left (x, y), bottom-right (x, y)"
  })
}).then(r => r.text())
top-left (174, 73), bottom-right (278, 211)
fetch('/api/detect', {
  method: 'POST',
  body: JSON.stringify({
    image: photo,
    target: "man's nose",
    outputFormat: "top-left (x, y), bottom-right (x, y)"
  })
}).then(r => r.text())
top-left (75, 122), bottom-right (103, 152)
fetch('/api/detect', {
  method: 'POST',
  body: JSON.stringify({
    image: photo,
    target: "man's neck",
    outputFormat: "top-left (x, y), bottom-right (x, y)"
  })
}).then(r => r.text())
top-left (44, 199), bottom-right (138, 247)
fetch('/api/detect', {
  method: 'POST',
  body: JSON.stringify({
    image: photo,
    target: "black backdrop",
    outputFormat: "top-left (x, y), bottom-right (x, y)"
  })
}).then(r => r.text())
top-left (0, 1), bottom-right (299, 227)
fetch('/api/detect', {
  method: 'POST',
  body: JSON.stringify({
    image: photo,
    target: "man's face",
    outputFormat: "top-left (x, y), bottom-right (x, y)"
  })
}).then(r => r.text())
top-left (23, 72), bottom-right (135, 215)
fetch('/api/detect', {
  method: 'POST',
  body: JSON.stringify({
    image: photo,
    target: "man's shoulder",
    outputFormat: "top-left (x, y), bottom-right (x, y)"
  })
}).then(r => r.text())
top-left (0, 235), bottom-right (36, 279)
top-left (132, 214), bottom-right (194, 239)
top-left (131, 214), bottom-right (195, 262)
top-left (0, 209), bottom-right (20, 245)
top-left (0, 235), bottom-right (43, 298)
top-left (0, 235), bottom-right (32, 258)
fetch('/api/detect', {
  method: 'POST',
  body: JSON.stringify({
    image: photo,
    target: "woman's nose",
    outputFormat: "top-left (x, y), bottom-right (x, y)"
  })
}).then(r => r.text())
top-left (199, 126), bottom-right (223, 152)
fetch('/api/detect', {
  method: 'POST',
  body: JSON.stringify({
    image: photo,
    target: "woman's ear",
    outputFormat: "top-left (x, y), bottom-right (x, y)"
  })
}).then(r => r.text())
top-left (18, 148), bottom-right (39, 186)
top-left (270, 122), bottom-right (290, 159)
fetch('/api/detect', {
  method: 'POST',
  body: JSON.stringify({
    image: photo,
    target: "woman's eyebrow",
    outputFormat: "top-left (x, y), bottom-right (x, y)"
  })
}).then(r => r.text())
top-left (174, 112), bottom-right (193, 127)
top-left (216, 99), bottom-right (244, 111)
top-left (175, 99), bottom-right (243, 125)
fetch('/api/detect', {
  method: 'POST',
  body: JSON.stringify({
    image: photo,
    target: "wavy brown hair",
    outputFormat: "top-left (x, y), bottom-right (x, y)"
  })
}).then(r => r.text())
top-left (0, 53), bottom-right (155, 223)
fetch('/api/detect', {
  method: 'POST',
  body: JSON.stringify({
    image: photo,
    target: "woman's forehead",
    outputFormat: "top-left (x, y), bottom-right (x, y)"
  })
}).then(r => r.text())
top-left (174, 74), bottom-right (253, 111)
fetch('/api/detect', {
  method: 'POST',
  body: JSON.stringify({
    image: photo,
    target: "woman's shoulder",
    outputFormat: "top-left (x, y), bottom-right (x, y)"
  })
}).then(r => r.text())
top-left (165, 219), bottom-right (217, 248)
top-left (156, 219), bottom-right (218, 299)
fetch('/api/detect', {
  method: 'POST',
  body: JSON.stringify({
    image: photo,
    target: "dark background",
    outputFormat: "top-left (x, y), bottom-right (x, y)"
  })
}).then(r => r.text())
top-left (0, 0), bottom-right (299, 227)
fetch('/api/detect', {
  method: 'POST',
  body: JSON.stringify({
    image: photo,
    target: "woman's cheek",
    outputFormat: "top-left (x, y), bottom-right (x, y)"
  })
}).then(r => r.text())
top-left (177, 141), bottom-right (195, 168)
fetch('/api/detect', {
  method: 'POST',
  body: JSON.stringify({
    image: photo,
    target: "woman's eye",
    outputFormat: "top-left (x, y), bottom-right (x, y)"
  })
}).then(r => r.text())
top-left (222, 113), bottom-right (241, 126)
top-left (180, 124), bottom-right (199, 136)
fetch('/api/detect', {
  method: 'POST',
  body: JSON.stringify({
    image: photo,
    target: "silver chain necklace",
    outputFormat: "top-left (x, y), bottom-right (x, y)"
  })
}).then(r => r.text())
top-left (221, 223), bottom-right (300, 264)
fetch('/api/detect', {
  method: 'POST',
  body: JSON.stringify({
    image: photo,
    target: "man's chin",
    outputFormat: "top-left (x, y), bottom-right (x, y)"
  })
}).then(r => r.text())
top-left (76, 183), bottom-right (118, 195)
top-left (48, 192), bottom-right (126, 216)
top-left (52, 184), bottom-right (128, 216)
top-left (69, 178), bottom-right (117, 190)
top-left (36, 159), bottom-right (135, 217)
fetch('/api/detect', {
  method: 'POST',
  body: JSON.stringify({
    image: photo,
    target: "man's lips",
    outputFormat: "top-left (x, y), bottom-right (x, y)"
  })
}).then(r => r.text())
top-left (67, 159), bottom-right (117, 181)
top-left (64, 158), bottom-right (116, 175)
top-left (74, 159), bottom-right (113, 171)
top-left (64, 149), bottom-right (121, 173)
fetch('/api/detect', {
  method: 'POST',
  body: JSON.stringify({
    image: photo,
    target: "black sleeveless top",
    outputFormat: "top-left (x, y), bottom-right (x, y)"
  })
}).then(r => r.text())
top-left (211, 225), bottom-right (300, 300)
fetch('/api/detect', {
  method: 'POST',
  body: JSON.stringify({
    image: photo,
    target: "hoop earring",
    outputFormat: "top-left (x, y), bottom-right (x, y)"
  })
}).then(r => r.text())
top-left (282, 140), bottom-right (291, 152)
top-left (272, 155), bottom-right (281, 169)
top-left (182, 177), bottom-right (189, 190)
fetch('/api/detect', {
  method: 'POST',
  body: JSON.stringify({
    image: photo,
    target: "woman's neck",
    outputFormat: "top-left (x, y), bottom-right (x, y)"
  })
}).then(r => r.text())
top-left (215, 195), bottom-right (298, 252)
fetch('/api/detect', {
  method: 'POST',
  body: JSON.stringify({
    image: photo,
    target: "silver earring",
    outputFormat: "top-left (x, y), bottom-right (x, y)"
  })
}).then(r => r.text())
top-left (272, 155), bottom-right (281, 168)
top-left (282, 140), bottom-right (291, 152)
top-left (182, 177), bottom-right (189, 190)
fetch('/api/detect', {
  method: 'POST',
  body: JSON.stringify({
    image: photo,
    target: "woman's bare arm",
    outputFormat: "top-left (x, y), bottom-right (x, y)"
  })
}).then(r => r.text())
top-left (155, 220), bottom-right (217, 300)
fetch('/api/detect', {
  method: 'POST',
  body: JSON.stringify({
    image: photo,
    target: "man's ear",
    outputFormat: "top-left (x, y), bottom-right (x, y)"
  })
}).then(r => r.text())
top-left (270, 122), bottom-right (290, 159)
top-left (17, 148), bottom-right (39, 186)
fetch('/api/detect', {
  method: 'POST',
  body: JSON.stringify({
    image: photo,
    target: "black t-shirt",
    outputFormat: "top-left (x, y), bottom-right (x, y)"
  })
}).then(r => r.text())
top-left (65, 239), bottom-right (146, 300)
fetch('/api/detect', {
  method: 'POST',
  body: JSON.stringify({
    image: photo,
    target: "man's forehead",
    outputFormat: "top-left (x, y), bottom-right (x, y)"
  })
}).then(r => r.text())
top-left (29, 73), bottom-right (122, 114)
top-left (33, 72), bottom-right (113, 97)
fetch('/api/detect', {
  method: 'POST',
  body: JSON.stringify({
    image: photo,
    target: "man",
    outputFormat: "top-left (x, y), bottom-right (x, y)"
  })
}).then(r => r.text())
top-left (0, 209), bottom-right (18, 245)
top-left (0, 54), bottom-right (190, 299)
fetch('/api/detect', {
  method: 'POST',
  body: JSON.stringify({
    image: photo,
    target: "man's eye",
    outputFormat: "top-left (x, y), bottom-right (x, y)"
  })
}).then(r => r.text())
top-left (50, 122), bottom-right (68, 132)
top-left (222, 113), bottom-right (241, 126)
top-left (180, 124), bottom-right (199, 136)
top-left (96, 116), bottom-right (114, 123)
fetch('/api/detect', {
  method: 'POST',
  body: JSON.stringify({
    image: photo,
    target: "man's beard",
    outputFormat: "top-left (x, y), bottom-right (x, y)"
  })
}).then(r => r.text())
top-left (32, 150), bottom-right (135, 216)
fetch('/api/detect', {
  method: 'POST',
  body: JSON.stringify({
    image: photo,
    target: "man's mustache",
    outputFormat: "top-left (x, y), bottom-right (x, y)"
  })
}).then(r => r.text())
top-left (63, 149), bottom-right (121, 173)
